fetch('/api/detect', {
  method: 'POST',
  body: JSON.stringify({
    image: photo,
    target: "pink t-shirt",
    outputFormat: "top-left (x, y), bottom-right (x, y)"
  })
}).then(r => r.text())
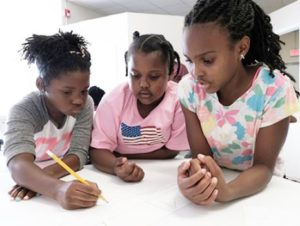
top-left (91, 81), bottom-right (189, 154)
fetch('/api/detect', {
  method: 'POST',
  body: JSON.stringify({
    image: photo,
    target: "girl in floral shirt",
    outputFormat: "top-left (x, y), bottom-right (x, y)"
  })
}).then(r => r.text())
top-left (177, 0), bottom-right (300, 205)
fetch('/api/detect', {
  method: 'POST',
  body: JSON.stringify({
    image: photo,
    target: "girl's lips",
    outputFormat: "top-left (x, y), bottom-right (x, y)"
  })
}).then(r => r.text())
top-left (139, 92), bottom-right (151, 96)
top-left (198, 80), bottom-right (210, 89)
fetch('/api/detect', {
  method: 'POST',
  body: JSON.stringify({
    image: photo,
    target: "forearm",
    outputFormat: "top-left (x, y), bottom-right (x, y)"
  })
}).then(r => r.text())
top-left (43, 154), bottom-right (80, 179)
top-left (8, 153), bottom-right (63, 199)
top-left (119, 146), bottom-right (178, 159)
top-left (90, 148), bottom-right (117, 175)
top-left (225, 164), bottom-right (272, 201)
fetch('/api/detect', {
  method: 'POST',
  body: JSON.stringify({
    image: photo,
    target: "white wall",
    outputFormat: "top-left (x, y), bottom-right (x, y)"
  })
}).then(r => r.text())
top-left (270, 0), bottom-right (300, 35)
top-left (61, 13), bottom-right (130, 92)
top-left (61, 12), bottom-right (185, 93)
top-left (270, 0), bottom-right (300, 90)
top-left (270, 0), bottom-right (300, 181)
top-left (127, 13), bottom-right (185, 63)
top-left (62, 0), bottom-right (102, 25)
top-left (0, 0), bottom-right (62, 137)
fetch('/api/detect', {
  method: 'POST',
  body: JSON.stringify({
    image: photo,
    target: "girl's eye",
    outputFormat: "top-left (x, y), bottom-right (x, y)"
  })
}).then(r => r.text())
top-left (130, 73), bottom-right (140, 79)
top-left (185, 59), bottom-right (192, 63)
top-left (149, 75), bottom-right (160, 80)
top-left (81, 90), bottom-right (88, 95)
top-left (63, 91), bottom-right (72, 95)
top-left (203, 58), bottom-right (214, 65)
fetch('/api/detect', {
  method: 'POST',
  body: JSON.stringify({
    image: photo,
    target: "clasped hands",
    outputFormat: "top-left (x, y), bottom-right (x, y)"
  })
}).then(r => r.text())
top-left (177, 154), bottom-right (232, 205)
top-left (113, 157), bottom-right (145, 182)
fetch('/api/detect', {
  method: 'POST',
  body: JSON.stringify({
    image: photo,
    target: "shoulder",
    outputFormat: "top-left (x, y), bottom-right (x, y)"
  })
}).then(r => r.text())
top-left (177, 74), bottom-right (202, 96)
top-left (177, 74), bottom-right (207, 110)
top-left (9, 92), bottom-right (47, 120)
top-left (6, 92), bottom-right (48, 132)
top-left (105, 82), bottom-right (130, 99)
top-left (178, 74), bottom-right (194, 88)
top-left (256, 66), bottom-right (292, 87)
top-left (13, 92), bottom-right (43, 108)
top-left (254, 66), bottom-right (295, 96)
top-left (101, 82), bottom-right (133, 106)
top-left (165, 80), bottom-right (178, 96)
top-left (251, 66), bottom-right (298, 110)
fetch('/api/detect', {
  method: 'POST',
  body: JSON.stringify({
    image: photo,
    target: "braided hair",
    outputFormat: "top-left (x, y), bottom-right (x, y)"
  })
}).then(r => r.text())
top-left (21, 30), bottom-right (91, 85)
top-left (124, 31), bottom-right (181, 77)
top-left (184, 0), bottom-right (296, 83)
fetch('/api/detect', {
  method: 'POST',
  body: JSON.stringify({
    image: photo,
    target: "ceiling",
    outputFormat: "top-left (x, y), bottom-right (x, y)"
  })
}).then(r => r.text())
top-left (68, 0), bottom-right (297, 17)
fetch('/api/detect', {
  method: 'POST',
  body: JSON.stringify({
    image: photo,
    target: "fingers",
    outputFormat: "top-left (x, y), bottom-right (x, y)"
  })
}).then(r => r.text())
top-left (197, 154), bottom-right (221, 177)
top-left (178, 159), bottom-right (219, 206)
top-left (178, 167), bottom-right (207, 189)
top-left (122, 162), bottom-right (144, 182)
top-left (115, 157), bottom-right (127, 167)
top-left (198, 189), bottom-right (219, 206)
top-left (178, 161), bottom-right (191, 178)
top-left (189, 158), bottom-right (202, 176)
top-left (57, 181), bottom-right (100, 210)
top-left (191, 176), bottom-right (218, 204)
top-left (24, 190), bottom-right (37, 200)
top-left (80, 181), bottom-right (101, 198)
top-left (115, 158), bottom-right (144, 182)
top-left (9, 185), bottom-right (37, 201)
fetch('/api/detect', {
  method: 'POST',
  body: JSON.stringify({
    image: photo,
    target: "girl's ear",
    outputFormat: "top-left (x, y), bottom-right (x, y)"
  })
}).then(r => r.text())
top-left (36, 77), bottom-right (45, 92)
top-left (238, 35), bottom-right (250, 57)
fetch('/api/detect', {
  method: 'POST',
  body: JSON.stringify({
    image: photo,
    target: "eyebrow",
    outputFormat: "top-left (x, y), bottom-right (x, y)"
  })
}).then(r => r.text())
top-left (130, 68), bottom-right (163, 73)
top-left (61, 86), bottom-right (89, 90)
top-left (184, 50), bottom-right (216, 59)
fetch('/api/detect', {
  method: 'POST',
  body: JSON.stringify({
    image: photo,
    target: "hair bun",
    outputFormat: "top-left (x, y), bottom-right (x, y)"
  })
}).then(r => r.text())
top-left (133, 31), bottom-right (140, 40)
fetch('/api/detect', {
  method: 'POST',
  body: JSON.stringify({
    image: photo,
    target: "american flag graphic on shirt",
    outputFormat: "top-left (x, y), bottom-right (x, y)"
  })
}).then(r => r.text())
top-left (121, 122), bottom-right (165, 145)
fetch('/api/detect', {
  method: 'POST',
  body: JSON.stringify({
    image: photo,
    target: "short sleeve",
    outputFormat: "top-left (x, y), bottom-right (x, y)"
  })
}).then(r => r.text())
top-left (3, 105), bottom-right (36, 165)
top-left (165, 100), bottom-right (190, 151)
top-left (177, 75), bottom-right (198, 113)
top-left (261, 75), bottom-right (300, 128)
top-left (90, 96), bottom-right (119, 152)
top-left (68, 96), bottom-right (94, 169)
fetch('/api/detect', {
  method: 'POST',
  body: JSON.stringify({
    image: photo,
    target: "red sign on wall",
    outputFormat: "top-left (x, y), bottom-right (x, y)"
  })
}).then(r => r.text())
top-left (290, 49), bottom-right (299, 57)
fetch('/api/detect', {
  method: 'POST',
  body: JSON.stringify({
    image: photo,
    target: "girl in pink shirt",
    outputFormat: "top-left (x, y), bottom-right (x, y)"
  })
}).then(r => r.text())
top-left (90, 31), bottom-right (189, 182)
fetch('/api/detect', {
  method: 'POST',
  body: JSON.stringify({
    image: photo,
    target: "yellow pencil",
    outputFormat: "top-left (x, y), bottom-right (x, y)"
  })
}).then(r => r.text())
top-left (46, 150), bottom-right (108, 203)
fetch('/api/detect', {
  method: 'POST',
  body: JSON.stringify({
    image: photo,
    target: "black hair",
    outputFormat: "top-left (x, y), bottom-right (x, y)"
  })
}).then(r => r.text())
top-left (21, 30), bottom-right (91, 85)
top-left (184, 0), bottom-right (297, 84)
top-left (124, 31), bottom-right (181, 77)
top-left (88, 86), bottom-right (105, 107)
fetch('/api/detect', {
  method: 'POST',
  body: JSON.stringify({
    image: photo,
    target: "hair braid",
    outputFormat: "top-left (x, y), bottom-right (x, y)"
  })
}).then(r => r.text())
top-left (124, 31), bottom-right (181, 77)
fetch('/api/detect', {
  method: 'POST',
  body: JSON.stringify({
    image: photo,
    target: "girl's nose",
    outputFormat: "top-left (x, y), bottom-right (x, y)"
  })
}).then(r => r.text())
top-left (140, 77), bottom-right (149, 88)
top-left (72, 94), bottom-right (85, 106)
top-left (191, 63), bottom-right (204, 81)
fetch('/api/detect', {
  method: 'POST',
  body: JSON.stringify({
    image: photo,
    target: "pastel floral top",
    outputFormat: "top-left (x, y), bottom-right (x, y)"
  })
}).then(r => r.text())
top-left (178, 66), bottom-right (300, 170)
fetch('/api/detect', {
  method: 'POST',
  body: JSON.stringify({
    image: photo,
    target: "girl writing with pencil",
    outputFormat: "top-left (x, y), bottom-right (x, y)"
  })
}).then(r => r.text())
top-left (90, 31), bottom-right (189, 182)
top-left (3, 31), bottom-right (101, 209)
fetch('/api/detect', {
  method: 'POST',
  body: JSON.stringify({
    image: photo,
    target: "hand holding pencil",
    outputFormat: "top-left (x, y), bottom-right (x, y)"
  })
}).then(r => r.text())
top-left (46, 150), bottom-right (108, 207)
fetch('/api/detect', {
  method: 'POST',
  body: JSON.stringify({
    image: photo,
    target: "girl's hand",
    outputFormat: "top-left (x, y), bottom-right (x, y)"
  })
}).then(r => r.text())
top-left (113, 157), bottom-right (144, 182)
top-left (197, 154), bottom-right (232, 202)
top-left (189, 158), bottom-right (202, 175)
top-left (55, 180), bottom-right (101, 210)
top-left (177, 160), bottom-right (218, 205)
top-left (8, 184), bottom-right (37, 201)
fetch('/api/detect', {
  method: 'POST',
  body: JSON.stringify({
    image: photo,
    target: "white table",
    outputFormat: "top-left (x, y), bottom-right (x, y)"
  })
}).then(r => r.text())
top-left (1, 155), bottom-right (300, 226)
